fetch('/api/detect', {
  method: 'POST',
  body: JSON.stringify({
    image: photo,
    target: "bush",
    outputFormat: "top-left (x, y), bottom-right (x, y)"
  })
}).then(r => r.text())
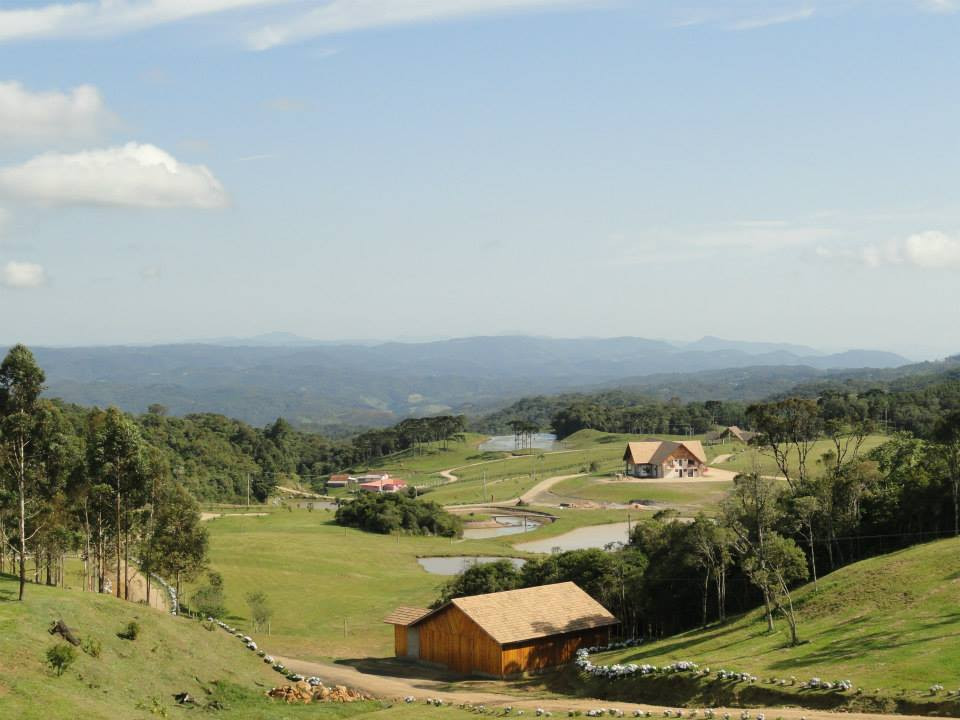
top-left (335, 490), bottom-right (463, 537)
top-left (81, 636), bottom-right (102, 658)
top-left (117, 621), bottom-right (140, 641)
top-left (46, 644), bottom-right (77, 676)
top-left (191, 571), bottom-right (227, 618)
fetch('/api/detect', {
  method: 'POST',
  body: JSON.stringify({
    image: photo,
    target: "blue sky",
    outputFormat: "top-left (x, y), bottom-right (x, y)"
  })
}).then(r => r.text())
top-left (0, 0), bottom-right (958, 357)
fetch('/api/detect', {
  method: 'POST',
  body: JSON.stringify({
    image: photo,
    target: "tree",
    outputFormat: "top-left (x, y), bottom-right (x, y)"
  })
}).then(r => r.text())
top-left (434, 559), bottom-right (522, 607)
top-left (148, 483), bottom-right (207, 614)
top-left (689, 515), bottom-right (733, 624)
top-left (89, 408), bottom-right (146, 599)
top-left (742, 532), bottom-right (809, 645)
top-left (246, 590), bottom-right (273, 632)
top-left (747, 398), bottom-right (822, 491)
top-left (0, 345), bottom-right (46, 601)
top-left (933, 411), bottom-right (960, 537)
top-left (723, 471), bottom-right (783, 632)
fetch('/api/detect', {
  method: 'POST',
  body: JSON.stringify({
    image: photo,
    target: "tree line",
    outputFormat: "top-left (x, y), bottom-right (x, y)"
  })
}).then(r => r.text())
top-left (0, 345), bottom-right (207, 605)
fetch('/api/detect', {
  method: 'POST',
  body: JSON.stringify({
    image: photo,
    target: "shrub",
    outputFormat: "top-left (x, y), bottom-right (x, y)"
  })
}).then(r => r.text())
top-left (118, 621), bottom-right (140, 640)
top-left (46, 644), bottom-right (77, 676)
top-left (334, 490), bottom-right (462, 537)
top-left (81, 636), bottom-right (102, 658)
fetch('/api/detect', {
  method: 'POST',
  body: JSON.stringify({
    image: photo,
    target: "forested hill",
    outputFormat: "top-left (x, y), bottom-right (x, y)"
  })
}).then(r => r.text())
top-left (481, 357), bottom-right (960, 438)
top-left (26, 337), bottom-right (911, 429)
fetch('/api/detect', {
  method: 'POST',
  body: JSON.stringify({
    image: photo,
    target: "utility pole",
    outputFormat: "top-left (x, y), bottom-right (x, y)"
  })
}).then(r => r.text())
top-left (246, 474), bottom-right (250, 510)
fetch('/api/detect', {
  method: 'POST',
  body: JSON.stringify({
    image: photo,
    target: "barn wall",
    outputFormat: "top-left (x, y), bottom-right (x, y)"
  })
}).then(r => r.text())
top-left (500, 626), bottom-right (612, 677)
top-left (394, 625), bottom-right (407, 657)
top-left (416, 605), bottom-right (502, 676)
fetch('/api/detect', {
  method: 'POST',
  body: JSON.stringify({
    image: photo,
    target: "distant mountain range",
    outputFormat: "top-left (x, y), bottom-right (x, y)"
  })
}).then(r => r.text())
top-left (24, 335), bottom-right (915, 430)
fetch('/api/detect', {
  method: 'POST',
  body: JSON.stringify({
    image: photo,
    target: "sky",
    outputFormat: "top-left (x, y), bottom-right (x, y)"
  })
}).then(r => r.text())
top-left (0, 0), bottom-right (958, 358)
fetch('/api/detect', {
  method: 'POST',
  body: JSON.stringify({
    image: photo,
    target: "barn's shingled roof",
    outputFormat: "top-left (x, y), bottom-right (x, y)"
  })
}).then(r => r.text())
top-left (392, 582), bottom-right (618, 645)
top-left (383, 606), bottom-right (431, 626)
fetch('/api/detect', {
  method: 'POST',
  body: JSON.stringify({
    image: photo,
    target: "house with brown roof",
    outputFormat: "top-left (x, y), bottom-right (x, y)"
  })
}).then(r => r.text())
top-left (622, 440), bottom-right (708, 479)
top-left (384, 582), bottom-right (618, 677)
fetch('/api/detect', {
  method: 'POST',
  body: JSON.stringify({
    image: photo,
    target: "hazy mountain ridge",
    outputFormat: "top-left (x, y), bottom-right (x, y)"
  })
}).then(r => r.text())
top-left (24, 336), bottom-right (913, 428)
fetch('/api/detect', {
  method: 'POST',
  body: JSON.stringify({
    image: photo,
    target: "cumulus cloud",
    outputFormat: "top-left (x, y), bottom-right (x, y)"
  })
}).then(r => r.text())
top-left (0, 80), bottom-right (114, 145)
top-left (248, 0), bottom-right (601, 50)
top-left (1, 261), bottom-right (46, 288)
top-left (0, 142), bottom-right (228, 209)
top-left (817, 230), bottom-right (960, 270)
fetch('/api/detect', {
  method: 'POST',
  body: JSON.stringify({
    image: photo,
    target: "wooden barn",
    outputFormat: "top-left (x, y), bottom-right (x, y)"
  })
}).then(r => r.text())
top-left (384, 582), bottom-right (618, 678)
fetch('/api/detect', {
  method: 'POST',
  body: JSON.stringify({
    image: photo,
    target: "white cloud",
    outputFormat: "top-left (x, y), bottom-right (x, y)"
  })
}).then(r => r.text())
top-left (1, 261), bottom-right (46, 289)
top-left (919, 0), bottom-right (957, 14)
top-left (0, 80), bottom-right (114, 145)
top-left (248, 0), bottom-right (602, 50)
top-left (0, 142), bottom-right (228, 209)
top-left (0, 0), bottom-right (297, 43)
top-left (817, 230), bottom-right (960, 270)
top-left (730, 6), bottom-right (814, 30)
top-left (904, 230), bottom-right (960, 268)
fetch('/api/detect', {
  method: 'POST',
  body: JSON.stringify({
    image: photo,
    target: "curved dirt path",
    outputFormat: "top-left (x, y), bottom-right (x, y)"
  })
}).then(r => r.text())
top-left (518, 473), bottom-right (585, 504)
top-left (274, 656), bottom-right (952, 720)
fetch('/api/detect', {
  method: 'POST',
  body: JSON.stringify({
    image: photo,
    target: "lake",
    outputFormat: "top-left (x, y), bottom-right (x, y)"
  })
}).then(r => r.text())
top-left (462, 515), bottom-right (542, 539)
top-left (417, 556), bottom-right (527, 575)
top-left (513, 521), bottom-right (633, 553)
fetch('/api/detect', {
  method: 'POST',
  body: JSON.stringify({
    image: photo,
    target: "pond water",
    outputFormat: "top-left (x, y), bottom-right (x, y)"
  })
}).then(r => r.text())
top-left (479, 433), bottom-right (559, 452)
top-left (417, 556), bottom-right (527, 575)
top-left (513, 521), bottom-right (633, 554)
top-left (462, 515), bottom-right (542, 539)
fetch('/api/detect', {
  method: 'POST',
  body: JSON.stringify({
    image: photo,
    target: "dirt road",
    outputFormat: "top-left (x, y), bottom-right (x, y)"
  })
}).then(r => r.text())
top-left (274, 656), bottom-right (952, 720)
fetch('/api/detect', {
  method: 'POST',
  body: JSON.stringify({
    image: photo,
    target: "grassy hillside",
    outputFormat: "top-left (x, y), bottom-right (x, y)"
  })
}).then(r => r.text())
top-left (0, 574), bottom-right (491, 720)
top-left (586, 537), bottom-right (960, 707)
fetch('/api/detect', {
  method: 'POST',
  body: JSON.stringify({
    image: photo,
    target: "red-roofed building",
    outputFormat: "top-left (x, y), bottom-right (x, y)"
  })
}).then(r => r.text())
top-left (358, 476), bottom-right (408, 493)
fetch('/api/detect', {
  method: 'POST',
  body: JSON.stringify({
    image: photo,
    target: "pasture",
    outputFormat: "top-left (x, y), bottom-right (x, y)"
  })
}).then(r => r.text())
top-left (192, 506), bottom-right (636, 660)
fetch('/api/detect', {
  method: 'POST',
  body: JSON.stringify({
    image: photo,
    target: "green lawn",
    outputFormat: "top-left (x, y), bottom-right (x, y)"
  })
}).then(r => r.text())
top-left (591, 536), bottom-right (960, 693)
top-left (549, 476), bottom-right (733, 516)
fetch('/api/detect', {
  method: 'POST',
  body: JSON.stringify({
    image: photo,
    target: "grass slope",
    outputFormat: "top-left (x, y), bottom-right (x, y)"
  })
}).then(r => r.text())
top-left (588, 537), bottom-right (960, 709)
top-left (0, 574), bottom-right (487, 720)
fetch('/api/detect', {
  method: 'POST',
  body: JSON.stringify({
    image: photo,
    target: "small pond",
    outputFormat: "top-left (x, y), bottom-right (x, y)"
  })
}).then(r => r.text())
top-left (417, 556), bottom-right (527, 575)
top-left (513, 521), bottom-right (633, 554)
top-left (462, 515), bottom-right (542, 539)
top-left (478, 433), bottom-right (559, 452)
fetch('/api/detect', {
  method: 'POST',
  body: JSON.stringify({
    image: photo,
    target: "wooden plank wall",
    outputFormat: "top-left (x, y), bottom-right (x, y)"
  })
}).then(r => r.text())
top-left (500, 627), bottom-right (610, 677)
top-left (394, 625), bottom-right (408, 657)
top-left (416, 605), bottom-right (502, 676)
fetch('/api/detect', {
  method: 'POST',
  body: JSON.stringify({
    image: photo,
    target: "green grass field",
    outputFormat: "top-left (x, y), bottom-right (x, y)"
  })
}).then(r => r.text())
top-left (591, 537), bottom-right (960, 693)
top-left (191, 505), bottom-right (638, 661)
top-left (713, 435), bottom-right (889, 477)
top-left (549, 476), bottom-right (734, 516)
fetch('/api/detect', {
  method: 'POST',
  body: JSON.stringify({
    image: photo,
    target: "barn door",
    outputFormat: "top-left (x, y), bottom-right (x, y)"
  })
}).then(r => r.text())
top-left (406, 627), bottom-right (420, 658)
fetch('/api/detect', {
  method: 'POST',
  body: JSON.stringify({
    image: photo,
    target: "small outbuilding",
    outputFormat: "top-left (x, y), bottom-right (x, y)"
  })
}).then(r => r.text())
top-left (384, 582), bottom-right (618, 677)
top-left (716, 426), bottom-right (757, 444)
